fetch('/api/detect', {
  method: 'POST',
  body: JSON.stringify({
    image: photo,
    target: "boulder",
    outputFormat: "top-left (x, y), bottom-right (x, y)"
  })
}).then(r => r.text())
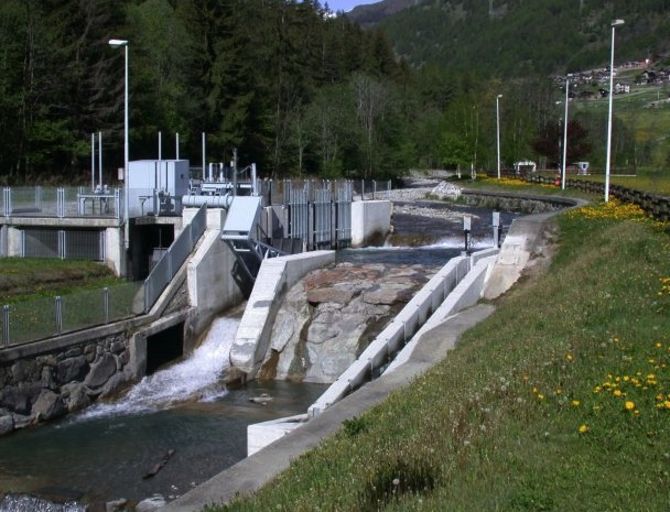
top-left (0, 382), bottom-right (41, 415)
top-left (64, 347), bottom-right (82, 358)
top-left (306, 285), bottom-right (358, 305)
top-left (84, 353), bottom-right (117, 389)
top-left (105, 498), bottom-right (128, 512)
top-left (61, 382), bottom-right (91, 412)
top-left (31, 389), bottom-right (66, 421)
top-left (431, 181), bottom-right (462, 199)
top-left (0, 411), bottom-right (14, 436)
top-left (12, 412), bottom-right (33, 429)
top-left (362, 283), bottom-right (413, 305)
top-left (41, 366), bottom-right (57, 390)
top-left (99, 372), bottom-right (128, 399)
top-left (57, 355), bottom-right (89, 384)
top-left (10, 360), bottom-right (39, 382)
top-left (136, 494), bottom-right (167, 512)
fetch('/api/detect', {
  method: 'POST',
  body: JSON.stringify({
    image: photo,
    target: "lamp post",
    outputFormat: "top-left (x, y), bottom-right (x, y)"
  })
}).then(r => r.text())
top-left (561, 74), bottom-right (572, 190)
top-left (108, 38), bottom-right (129, 248)
top-left (496, 94), bottom-right (503, 179)
top-left (605, 19), bottom-right (624, 202)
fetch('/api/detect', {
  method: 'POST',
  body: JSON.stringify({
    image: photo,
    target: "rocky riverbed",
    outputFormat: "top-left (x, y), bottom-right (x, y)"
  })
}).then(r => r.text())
top-left (257, 262), bottom-right (436, 383)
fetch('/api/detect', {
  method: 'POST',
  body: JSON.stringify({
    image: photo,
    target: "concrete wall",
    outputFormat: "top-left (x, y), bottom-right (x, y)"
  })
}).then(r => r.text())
top-left (7, 226), bottom-right (21, 256)
top-left (104, 226), bottom-right (124, 276)
top-left (484, 211), bottom-right (555, 300)
top-left (351, 200), bottom-right (392, 247)
top-left (187, 230), bottom-right (243, 336)
top-left (229, 251), bottom-right (335, 378)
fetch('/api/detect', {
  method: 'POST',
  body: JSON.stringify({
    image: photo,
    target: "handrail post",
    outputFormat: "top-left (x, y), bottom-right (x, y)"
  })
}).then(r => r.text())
top-left (55, 296), bottom-right (63, 334)
top-left (2, 305), bottom-right (9, 346)
top-left (103, 287), bottom-right (110, 324)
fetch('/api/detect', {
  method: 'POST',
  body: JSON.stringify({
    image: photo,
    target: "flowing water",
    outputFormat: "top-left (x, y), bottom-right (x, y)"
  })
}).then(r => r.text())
top-left (0, 317), bottom-right (326, 509)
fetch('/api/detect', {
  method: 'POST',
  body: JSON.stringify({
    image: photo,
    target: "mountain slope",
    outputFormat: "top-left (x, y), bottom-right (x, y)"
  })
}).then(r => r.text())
top-left (362, 0), bottom-right (670, 75)
top-left (347, 0), bottom-right (420, 26)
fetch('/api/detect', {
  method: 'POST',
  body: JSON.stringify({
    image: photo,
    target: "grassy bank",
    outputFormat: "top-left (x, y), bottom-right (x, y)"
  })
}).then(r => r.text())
top-left (0, 258), bottom-right (118, 304)
top-left (213, 201), bottom-right (670, 511)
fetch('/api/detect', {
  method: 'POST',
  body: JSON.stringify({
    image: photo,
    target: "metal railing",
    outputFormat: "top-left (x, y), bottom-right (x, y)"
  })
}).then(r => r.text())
top-left (0, 280), bottom-right (143, 347)
top-left (2, 186), bottom-right (122, 219)
top-left (143, 204), bottom-right (207, 313)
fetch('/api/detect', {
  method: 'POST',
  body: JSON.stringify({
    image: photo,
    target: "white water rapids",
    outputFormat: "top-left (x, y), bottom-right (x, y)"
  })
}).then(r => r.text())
top-left (78, 316), bottom-right (240, 420)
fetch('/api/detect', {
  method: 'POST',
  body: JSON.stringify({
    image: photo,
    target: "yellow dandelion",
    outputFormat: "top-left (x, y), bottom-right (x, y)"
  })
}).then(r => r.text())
top-left (578, 424), bottom-right (589, 434)
top-left (613, 389), bottom-right (623, 397)
top-left (664, 401), bottom-right (670, 410)
top-left (566, 353), bottom-right (574, 362)
top-left (537, 394), bottom-right (545, 400)
top-left (625, 401), bottom-right (635, 411)
top-left (571, 400), bottom-right (580, 407)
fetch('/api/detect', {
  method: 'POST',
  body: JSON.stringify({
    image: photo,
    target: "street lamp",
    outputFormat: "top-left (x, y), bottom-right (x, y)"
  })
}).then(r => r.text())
top-left (496, 94), bottom-right (503, 179)
top-left (561, 74), bottom-right (572, 190)
top-left (108, 38), bottom-right (129, 249)
top-left (605, 19), bottom-right (624, 202)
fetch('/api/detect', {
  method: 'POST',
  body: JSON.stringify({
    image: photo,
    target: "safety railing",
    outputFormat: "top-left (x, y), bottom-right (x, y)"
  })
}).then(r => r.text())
top-left (0, 280), bottom-right (143, 347)
top-left (2, 186), bottom-right (122, 219)
top-left (143, 204), bottom-right (207, 313)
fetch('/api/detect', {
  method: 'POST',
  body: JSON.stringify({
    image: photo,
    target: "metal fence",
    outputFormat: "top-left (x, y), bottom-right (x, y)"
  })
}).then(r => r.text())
top-left (21, 228), bottom-right (105, 261)
top-left (279, 180), bottom-right (354, 250)
top-left (0, 280), bottom-right (143, 347)
top-left (143, 203), bottom-right (207, 313)
top-left (2, 186), bottom-right (122, 219)
top-left (355, 179), bottom-right (392, 200)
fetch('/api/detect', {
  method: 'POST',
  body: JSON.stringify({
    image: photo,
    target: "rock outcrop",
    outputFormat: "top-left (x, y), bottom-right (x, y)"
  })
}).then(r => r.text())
top-left (259, 263), bottom-right (432, 383)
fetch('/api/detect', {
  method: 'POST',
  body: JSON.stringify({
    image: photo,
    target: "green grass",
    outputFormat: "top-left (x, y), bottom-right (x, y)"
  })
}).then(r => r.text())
top-left (0, 258), bottom-right (118, 304)
top-left (0, 258), bottom-right (142, 344)
top-left (573, 84), bottom-right (670, 170)
top-left (211, 204), bottom-right (670, 511)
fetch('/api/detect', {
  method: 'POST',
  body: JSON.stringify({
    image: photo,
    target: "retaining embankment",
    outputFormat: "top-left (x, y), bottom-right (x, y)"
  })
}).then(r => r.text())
top-left (229, 251), bottom-right (336, 379)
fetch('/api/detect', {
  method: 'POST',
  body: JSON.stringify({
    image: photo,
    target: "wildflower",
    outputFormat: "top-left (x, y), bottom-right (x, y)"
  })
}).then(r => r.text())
top-left (664, 401), bottom-right (670, 410)
top-left (537, 394), bottom-right (545, 400)
top-left (613, 389), bottom-right (622, 397)
top-left (624, 401), bottom-right (635, 411)
top-left (566, 353), bottom-right (574, 362)
top-left (571, 400), bottom-right (580, 407)
top-left (578, 424), bottom-right (589, 434)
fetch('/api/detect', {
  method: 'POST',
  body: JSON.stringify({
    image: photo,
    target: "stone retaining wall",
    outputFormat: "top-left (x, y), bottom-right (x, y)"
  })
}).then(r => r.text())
top-left (0, 331), bottom-right (132, 435)
top-left (523, 175), bottom-right (670, 221)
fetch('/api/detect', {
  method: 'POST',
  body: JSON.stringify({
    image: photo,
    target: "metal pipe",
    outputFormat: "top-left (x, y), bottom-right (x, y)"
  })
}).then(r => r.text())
top-left (202, 132), bottom-right (206, 182)
top-left (98, 131), bottom-right (103, 189)
top-left (562, 75), bottom-right (571, 190)
top-left (91, 133), bottom-right (95, 191)
top-left (175, 132), bottom-right (180, 160)
top-left (158, 131), bottom-right (162, 160)
top-left (181, 194), bottom-right (233, 208)
top-left (251, 163), bottom-right (257, 195)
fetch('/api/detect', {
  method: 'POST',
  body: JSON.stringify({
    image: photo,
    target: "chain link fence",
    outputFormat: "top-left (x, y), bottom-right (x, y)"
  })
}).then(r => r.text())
top-left (1, 280), bottom-right (143, 347)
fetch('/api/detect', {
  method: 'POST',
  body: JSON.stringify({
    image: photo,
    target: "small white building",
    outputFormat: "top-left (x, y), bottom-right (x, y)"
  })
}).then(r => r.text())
top-left (513, 160), bottom-right (537, 174)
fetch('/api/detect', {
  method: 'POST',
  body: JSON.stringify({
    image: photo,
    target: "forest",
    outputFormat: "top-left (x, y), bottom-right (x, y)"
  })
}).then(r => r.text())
top-left (0, 0), bottom-right (667, 184)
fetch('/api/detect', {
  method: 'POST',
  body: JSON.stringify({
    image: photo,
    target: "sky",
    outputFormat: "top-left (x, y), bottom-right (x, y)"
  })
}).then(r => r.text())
top-left (325, 0), bottom-right (379, 12)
